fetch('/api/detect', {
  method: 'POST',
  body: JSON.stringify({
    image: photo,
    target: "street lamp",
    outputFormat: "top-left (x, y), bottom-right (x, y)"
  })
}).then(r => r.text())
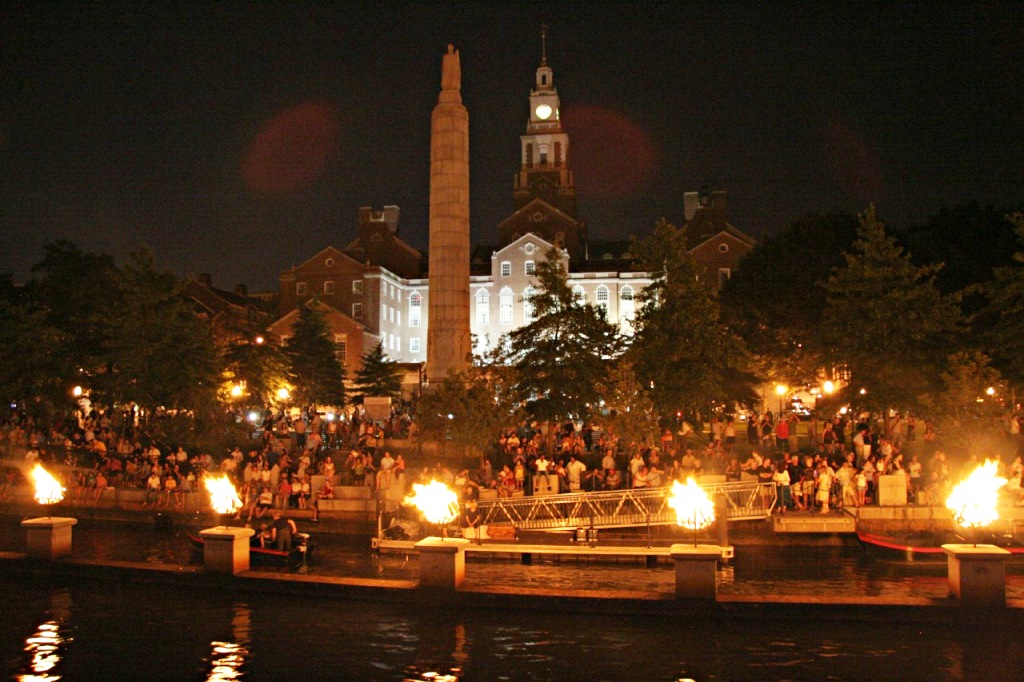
top-left (823, 380), bottom-right (835, 395)
top-left (775, 384), bottom-right (787, 416)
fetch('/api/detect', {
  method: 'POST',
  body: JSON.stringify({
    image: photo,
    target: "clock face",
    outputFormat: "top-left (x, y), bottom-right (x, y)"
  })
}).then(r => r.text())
top-left (535, 104), bottom-right (553, 120)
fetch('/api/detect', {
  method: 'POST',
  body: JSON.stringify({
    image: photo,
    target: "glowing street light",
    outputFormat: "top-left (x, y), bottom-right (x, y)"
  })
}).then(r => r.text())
top-left (229, 384), bottom-right (244, 398)
top-left (276, 387), bottom-right (290, 401)
top-left (986, 386), bottom-right (996, 396)
top-left (775, 384), bottom-right (787, 415)
top-left (71, 386), bottom-right (83, 398)
top-left (823, 380), bottom-right (835, 395)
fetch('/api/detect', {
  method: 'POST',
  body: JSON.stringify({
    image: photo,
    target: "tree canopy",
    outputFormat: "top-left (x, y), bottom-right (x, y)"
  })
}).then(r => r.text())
top-left (497, 246), bottom-right (622, 426)
top-left (353, 341), bottom-right (403, 402)
top-left (818, 205), bottom-right (962, 429)
top-left (283, 303), bottom-right (347, 407)
top-left (629, 219), bottom-right (757, 421)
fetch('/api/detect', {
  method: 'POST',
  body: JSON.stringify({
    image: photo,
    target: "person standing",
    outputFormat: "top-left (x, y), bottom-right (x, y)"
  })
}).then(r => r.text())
top-left (270, 511), bottom-right (297, 551)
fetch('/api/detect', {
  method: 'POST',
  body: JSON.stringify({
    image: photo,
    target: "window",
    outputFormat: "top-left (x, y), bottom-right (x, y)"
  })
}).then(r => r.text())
top-left (523, 287), bottom-right (536, 324)
top-left (389, 307), bottom-right (394, 324)
top-left (476, 289), bottom-right (490, 325)
top-left (499, 288), bottom-right (513, 325)
top-left (396, 336), bottom-right (401, 353)
top-left (296, 282), bottom-right (307, 296)
top-left (500, 261), bottom-right (511, 277)
top-left (323, 281), bottom-right (335, 295)
top-left (352, 280), bottom-right (363, 294)
top-left (620, 286), bottom-right (635, 328)
top-left (525, 260), bottom-right (535, 276)
top-left (352, 303), bottom-right (363, 319)
top-left (719, 243), bottom-right (730, 253)
top-left (397, 311), bottom-right (401, 326)
top-left (325, 258), bottom-right (335, 267)
top-left (410, 338), bottom-right (420, 353)
top-left (572, 285), bottom-right (586, 303)
top-left (596, 285), bottom-right (609, 316)
top-left (718, 268), bottom-right (732, 287)
top-left (382, 304), bottom-right (387, 322)
top-left (409, 292), bottom-right (422, 327)
top-left (333, 334), bottom-right (347, 365)
top-left (396, 290), bottom-right (402, 303)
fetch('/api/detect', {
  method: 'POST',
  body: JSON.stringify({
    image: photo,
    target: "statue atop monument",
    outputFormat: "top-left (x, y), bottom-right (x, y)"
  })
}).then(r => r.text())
top-left (441, 44), bottom-right (461, 92)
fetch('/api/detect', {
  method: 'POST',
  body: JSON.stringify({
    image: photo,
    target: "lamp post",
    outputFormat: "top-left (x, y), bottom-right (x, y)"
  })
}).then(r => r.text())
top-left (775, 384), bottom-right (787, 417)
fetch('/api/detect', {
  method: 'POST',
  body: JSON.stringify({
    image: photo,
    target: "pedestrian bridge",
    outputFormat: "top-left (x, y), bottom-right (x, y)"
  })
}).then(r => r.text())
top-left (476, 480), bottom-right (777, 532)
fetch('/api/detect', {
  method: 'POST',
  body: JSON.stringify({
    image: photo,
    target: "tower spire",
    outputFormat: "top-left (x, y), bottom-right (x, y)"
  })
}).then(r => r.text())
top-left (540, 24), bottom-right (548, 65)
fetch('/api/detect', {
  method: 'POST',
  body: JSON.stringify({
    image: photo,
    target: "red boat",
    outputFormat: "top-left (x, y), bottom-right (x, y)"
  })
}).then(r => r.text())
top-left (856, 530), bottom-right (1024, 559)
top-left (189, 532), bottom-right (313, 568)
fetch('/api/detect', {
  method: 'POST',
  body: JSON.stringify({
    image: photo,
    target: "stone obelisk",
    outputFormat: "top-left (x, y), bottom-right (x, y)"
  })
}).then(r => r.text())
top-left (425, 44), bottom-right (471, 383)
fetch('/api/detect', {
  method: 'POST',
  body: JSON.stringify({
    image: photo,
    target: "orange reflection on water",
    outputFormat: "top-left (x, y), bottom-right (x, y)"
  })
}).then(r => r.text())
top-left (20, 620), bottom-right (64, 681)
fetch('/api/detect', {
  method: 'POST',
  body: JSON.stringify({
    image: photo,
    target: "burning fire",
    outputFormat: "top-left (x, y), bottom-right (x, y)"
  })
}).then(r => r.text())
top-left (404, 480), bottom-right (461, 526)
top-left (204, 475), bottom-right (243, 515)
top-left (31, 464), bottom-right (66, 505)
top-left (946, 460), bottom-right (1008, 529)
top-left (667, 478), bottom-right (716, 530)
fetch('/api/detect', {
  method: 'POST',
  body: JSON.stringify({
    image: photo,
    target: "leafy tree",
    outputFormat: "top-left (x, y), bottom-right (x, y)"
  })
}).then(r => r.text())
top-left (352, 342), bottom-right (403, 403)
top-left (721, 212), bottom-right (859, 389)
top-left (920, 351), bottom-right (1010, 459)
top-left (818, 205), bottom-right (963, 434)
top-left (283, 303), bottom-right (347, 407)
top-left (221, 333), bottom-right (290, 406)
top-left (0, 283), bottom-right (70, 416)
top-left (629, 219), bottom-right (757, 421)
top-left (497, 247), bottom-right (622, 431)
top-left (899, 203), bottom-right (1019, 303)
top-left (417, 366), bottom-right (523, 461)
top-left (105, 249), bottom-right (220, 412)
top-left (978, 212), bottom-right (1024, 386)
top-left (28, 240), bottom-right (120, 374)
top-left (600, 361), bottom-right (660, 454)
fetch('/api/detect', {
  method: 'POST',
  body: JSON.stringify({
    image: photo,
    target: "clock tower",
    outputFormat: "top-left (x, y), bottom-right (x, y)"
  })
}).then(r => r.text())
top-left (499, 26), bottom-right (585, 258)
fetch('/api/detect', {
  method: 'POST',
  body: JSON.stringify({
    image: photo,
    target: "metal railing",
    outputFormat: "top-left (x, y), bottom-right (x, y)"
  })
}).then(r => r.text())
top-left (477, 480), bottom-right (777, 531)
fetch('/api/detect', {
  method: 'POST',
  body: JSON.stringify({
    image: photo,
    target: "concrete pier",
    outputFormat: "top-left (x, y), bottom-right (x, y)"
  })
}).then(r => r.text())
top-left (670, 544), bottom-right (721, 600)
top-left (21, 517), bottom-right (77, 559)
top-left (416, 537), bottom-right (469, 589)
top-left (199, 527), bottom-right (255, 575)
top-left (942, 544), bottom-right (1010, 608)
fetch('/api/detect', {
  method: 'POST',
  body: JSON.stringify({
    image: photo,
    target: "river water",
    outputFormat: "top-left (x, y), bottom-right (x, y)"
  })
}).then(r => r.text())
top-left (2, 516), bottom-right (1023, 680)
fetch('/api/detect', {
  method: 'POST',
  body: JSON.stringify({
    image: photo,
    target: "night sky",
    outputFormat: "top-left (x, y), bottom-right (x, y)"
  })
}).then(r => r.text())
top-left (2, 3), bottom-right (1021, 291)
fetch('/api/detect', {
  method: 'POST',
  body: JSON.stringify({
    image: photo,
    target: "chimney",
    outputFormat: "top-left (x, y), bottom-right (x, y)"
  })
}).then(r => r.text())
top-left (198, 273), bottom-right (212, 288)
top-left (234, 284), bottom-right (248, 298)
top-left (711, 190), bottom-right (728, 214)
top-left (358, 206), bottom-right (373, 224)
top-left (383, 205), bottom-right (400, 233)
top-left (683, 192), bottom-right (700, 222)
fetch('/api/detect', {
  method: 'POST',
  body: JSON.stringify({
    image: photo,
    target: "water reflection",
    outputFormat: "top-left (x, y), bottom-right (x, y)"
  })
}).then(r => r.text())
top-left (401, 621), bottom-right (466, 681)
top-left (203, 603), bottom-right (251, 681)
top-left (19, 589), bottom-right (71, 682)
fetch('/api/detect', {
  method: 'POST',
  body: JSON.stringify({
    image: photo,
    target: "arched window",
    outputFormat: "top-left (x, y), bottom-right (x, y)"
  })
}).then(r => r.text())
top-left (572, 285), bottom-right (586, 304)
top-left (595, 285), bottom-right (609, 316)
top-left (408, 292), bottom-right (422, 328)
top-left (475, 289), bottom-right (490, 325)
top-left (499, 287), bottom-right (514, 325)
top-left (620, 286), bottom-right (635, 332)
top-left (523, 287), bottom-right (536, 324)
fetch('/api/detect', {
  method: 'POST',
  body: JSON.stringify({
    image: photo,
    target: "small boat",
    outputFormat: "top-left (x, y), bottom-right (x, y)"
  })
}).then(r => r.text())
top-left (857, 530), bottom-right (1024, 560)
top-left (189, 531), bottom-right (314, 568)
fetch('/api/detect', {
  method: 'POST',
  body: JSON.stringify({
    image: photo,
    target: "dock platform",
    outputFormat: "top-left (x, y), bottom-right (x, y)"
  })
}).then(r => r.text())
top-left (771, 511), bottom-right (857, 534)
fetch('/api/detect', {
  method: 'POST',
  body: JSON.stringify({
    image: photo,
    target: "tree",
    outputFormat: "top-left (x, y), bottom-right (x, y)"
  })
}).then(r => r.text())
top-left (818, 205), bottom-right (963, 433)
top-left (498, 246), bottom-right (622, 430)
top-left (600, 361), bottom-right (661, 455)
top-left (105, 249), bottom-right (220, 412)
top-left (978, 212), bottom-right (1024, 386)
top-left (629, 219), bottom-right (757, 422)
top-left (920, 351), bottom-right (1009, 459)
top-left (283, 303), bottom-right (347, 407)
top-left (28, 240), bottom-right (120, 376)
top-left (353, 342), bottom-right (403, 403)
top-left (221, 333), bottom-right (290, 407)
top-left (0, 281), bottom-right (70, 416)
top-left (417, 365), bottom-right (523, 461)
top-left (721, 212), bottom-right (859, 389)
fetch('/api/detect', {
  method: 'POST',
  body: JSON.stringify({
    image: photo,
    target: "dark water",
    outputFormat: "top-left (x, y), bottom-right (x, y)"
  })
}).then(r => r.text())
top-left (2, 517), bottom-right (1024, 680)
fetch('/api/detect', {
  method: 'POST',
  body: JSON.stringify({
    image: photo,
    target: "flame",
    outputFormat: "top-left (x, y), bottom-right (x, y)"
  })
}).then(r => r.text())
top-left (404, 480), bottom-right (461, 526)
top-left (31, 464), bottom-right (65, 505)
top-left (945, 460), bottom-right (1008, 529)
top-left (204, 475), bottom-right (243, 515)
top-left (667, 478), bottom-right (716, 530)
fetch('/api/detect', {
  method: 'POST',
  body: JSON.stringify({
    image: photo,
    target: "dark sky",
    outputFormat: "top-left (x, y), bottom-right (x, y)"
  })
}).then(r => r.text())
top-left (2, 3), bottom-right (1021, 291)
